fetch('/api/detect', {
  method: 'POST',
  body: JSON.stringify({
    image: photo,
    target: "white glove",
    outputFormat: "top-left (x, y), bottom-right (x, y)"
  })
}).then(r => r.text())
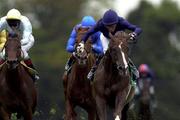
top-left (129, 32), bottom-right (137, 40)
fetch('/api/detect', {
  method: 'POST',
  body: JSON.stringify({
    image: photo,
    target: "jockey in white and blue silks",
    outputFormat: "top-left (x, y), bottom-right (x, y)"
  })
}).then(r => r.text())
top-left (0, 8), bottom-right (39, 81)
top-left (80, 9), bottom-right (142, 81)
top-left (64, 16), bottom-right (103, 75)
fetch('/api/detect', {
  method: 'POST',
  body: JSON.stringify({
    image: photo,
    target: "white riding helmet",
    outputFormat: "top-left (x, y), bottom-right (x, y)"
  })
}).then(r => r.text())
top-left (6, 8), bottom-right (21, 20)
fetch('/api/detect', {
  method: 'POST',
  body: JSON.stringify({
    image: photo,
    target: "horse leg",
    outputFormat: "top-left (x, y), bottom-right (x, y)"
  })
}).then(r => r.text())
top-left (121, 86), bottom-right (135, 120)
top-left (95, 95), bottom-right (107, 120)
top-left (114, 90), bottom-right (128, 120)
top-left (82, 102), bottom-right (97, 120)
top-left (22, 107), bottom-right (33, 120)
top-left (0, 107), bottom-right (10, 120)
top-left (62, 74), bottom-right (68, 99)
top-left (121, 103), bottom-right (129, 120)
top-left (65, 99), bottom-right (76, 120)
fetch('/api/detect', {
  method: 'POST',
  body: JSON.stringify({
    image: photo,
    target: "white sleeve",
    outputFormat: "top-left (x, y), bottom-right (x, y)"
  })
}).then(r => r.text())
top-left (0, 17), bottom-right (7, 32)
top-left (22, 35), bottom-right (34, 51)
top-left (20, 16), bottom-right (33, 45)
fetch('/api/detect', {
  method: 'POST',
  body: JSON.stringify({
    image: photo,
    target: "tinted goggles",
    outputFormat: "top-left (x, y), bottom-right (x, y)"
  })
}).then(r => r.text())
top-left (7, 19), bottom-right (20, 27)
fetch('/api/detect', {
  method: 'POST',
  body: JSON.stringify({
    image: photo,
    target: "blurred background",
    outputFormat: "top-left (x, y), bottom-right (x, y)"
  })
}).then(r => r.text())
top-left (0, 0), bottom-right (180, 119)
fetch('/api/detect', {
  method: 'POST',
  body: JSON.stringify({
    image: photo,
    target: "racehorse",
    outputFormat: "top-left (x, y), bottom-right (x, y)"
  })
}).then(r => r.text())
top-left (137, 78), bottom-right (152, 120)
top-left (93, 31), bottom-right (135, 120)
top-left (63, 27), bottom-right (97, 120)
top-left (0, 32), bottom-right (37, 120)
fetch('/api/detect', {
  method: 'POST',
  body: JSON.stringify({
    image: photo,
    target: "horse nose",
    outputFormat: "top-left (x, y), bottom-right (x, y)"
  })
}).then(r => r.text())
top-left (7, 59), bottom-right (18, 64)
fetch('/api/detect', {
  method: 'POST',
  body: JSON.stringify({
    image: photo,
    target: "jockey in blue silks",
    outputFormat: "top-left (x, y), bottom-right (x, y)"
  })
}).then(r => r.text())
top-left (80, 9), bottom-right (142, 81)
top-left (64, 16), bottom-right (103, 76)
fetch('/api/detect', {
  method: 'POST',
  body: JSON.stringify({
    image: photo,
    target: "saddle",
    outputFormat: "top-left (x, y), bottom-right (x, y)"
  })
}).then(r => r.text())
top-left (0, 60), bottom-right (38, 77)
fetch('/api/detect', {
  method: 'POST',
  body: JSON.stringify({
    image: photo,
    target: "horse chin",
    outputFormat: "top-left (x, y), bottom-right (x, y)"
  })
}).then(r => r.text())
top-left (118, 69), bottom-right (128, 76)
top-left (7, 60), bottom-right (19, 69)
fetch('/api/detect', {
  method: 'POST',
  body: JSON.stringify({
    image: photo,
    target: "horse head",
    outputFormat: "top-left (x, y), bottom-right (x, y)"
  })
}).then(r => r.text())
top-left (75, 38), bottom-right (92, 66)
top-left (5, 31), bottom-right (21, 69)
top-left (108, 31), bottom-right (130, 75)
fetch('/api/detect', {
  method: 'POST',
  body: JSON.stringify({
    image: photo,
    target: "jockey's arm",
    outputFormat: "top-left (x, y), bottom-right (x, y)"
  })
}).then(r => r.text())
top-left (91, 32), bottom-right (103, 55)
top-left (0, 17), bottom-right (7, 32)
top-left (21, 34), bottom-right (34, 51)
top-left (82, 24), bottom-right (99, 43)
top-left (20, 16), bottom-right (34, 51)
top-left (122, 20), bottom-right (142, 36)
top-left (66, 27), bottom-right (77, 53)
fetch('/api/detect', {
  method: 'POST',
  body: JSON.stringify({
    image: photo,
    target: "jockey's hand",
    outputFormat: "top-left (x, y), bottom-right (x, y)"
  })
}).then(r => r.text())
top-left (129, 32), bottom-right (137, 43)
top-left (77, 41), bottom-right (85, 54)
top-left (72, 52), bottom-right (78, 58)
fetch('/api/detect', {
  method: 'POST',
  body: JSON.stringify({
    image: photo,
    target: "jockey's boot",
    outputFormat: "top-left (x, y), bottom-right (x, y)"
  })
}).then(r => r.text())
top-left (24, 59), bottom-right (39, 81)
top-left (63, 55), bottom-right (75, 82)
top-left (64, 55), bottom-right (75, 75)
top-left (87, 54), bottom-right (103, 81)
top-left (128, 58), bottom-right (139, 84)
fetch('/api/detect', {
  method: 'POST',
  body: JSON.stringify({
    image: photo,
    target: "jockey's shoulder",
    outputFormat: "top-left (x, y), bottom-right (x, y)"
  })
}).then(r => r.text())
top-left (74, 24), bottom-right (81, 29)
top-left (20, 16), bottom-right (30, 22)
top-left (0, 16), bottom-right (6, 22)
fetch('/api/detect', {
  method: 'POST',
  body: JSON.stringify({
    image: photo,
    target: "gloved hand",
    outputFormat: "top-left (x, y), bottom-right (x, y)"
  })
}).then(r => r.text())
top-left (129, 32), bottom-right (137, 43)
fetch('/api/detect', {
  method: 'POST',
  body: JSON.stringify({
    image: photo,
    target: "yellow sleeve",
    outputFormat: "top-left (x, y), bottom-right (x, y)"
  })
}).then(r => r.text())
top-left (0, 30), bottom-right (7, 49)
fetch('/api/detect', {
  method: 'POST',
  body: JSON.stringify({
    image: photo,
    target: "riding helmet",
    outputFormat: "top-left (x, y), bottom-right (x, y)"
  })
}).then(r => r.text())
top-left (102, 9), bottom-right (118, 25)
top-left (81, 16), bottom-right (96, 27)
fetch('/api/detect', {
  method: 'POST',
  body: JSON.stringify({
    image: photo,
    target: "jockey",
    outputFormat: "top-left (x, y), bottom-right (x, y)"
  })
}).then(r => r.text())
top-left (0, 8), bottom-right (39, 81)
top-left (80, 9), bottom-right (142, 81)
top-left (137, 64), bottom-right (155, 97)
top-left (64, 16), bottom-right (103, 76)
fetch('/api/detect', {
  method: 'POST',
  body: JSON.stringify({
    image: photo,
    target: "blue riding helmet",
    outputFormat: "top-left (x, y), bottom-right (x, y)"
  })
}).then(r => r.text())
top-left (102, 9), bottom-right (118, 25)
top-left (81, 16), bottom-right (96, 27)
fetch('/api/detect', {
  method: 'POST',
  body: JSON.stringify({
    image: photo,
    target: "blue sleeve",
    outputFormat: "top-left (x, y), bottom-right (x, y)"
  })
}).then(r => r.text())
top-left (122, 20), bottom-right (142, 36)
top-left (82, 22), bottom-right (100, 42)
top-left (92, 32), bottom-right (104, 55)
top-left (66, 28), bottom-right (77, 53)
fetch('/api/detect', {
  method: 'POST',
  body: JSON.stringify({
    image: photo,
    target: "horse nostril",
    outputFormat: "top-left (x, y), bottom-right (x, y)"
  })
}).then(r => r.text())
top-left (117, 66), bottom-right (122, 70)
top-left (7, 60), bottom-right (17, 64)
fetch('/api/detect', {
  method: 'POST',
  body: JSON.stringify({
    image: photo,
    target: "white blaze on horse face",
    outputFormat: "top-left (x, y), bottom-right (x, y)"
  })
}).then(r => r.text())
top-left (115, 115), bottom-right (120, 120)
top-left (119, 42), bottom-right (128, 68)
top-left (77, 42), bottom-right (85, 53)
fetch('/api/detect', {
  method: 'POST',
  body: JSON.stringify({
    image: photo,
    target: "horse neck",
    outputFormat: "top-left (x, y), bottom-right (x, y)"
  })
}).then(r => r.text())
top-left (142, 80), bottom-right (150, 95)
top-left (140, 79), bottom-right (151, 103)
top-left (71, 54), bottom-right (95, 83)
top-left (102, 54), bottom-right (116, 73)
top-left (4, 64), bottom-right (24, 89)
top-left (75, 54), bottom-right (94, 73)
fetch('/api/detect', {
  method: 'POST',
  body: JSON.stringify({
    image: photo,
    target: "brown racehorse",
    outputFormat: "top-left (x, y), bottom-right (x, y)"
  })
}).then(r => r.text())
top-left (63, 27), bottom-right (97, 120)
top-left (0, 32), bottom-right (37, 120)
top-left (93, 31), bottom-right (135, 120)
top-left (137, 78), bottom-right (152, 120)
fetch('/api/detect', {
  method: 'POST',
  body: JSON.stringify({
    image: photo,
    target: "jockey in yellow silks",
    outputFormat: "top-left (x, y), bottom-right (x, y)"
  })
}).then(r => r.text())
top-left (0, 8), bottom-right (39, 81)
